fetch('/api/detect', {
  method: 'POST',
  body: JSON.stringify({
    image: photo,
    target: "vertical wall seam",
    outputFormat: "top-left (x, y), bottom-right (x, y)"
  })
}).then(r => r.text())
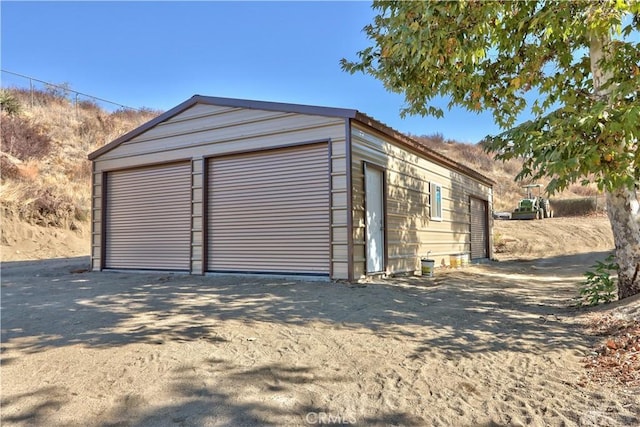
top-left (345, 118), bottom-right (354, 282)
top-left (100, 172), bottom-right (107, 271)
top-left (202, 157), bottom-right (209, 274)
top-left (328, 139), bottom-right (334, 279)
top-left (90, 161), bottom-right (96, 270)
top-left (190, 159), bottom-right (195, 274)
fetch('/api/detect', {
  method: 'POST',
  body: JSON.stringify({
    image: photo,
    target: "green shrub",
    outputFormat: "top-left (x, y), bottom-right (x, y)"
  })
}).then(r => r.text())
top-left (550, 197), bottom-right (602, 217)
top-left (579, 254), bottom-right (618, 306)
top-left (0, 90), bottom-right (21, 115)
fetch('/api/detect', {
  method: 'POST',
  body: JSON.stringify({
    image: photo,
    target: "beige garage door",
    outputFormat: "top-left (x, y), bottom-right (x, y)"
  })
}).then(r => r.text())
top-left (470, 196), bottom-right (489, 260)
top-left (105, 162), bottom-right (191, 270)
top-left (207, 143), bottom-right (329, 275)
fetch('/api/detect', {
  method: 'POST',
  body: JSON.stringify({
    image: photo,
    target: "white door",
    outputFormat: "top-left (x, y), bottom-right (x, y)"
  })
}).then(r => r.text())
top-left (365, 165), bottom-right (385, 273)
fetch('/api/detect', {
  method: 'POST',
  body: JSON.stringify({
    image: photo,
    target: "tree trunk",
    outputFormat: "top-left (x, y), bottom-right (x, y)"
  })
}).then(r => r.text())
top-left (605, 187), bottom-right (640, 299)
top-left (590, 31), bottom-right (640, 299)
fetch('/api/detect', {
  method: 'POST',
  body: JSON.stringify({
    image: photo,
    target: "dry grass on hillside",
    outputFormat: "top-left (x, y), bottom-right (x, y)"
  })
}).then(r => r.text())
top-left (0, 88), bottom-right (159, 230)
top-left (1, 87), bottom-right (605, 235)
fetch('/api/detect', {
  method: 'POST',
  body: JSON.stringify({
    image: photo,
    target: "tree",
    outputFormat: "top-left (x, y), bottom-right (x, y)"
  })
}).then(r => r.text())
top-left (342, 1), bottom-right (640, 299)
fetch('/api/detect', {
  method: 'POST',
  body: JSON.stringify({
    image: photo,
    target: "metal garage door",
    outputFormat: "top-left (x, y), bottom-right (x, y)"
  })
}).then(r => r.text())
top-left (207, 143), bottom-right (329, 275)
top-left (470, 196), bottom-right (489, 259)
top-left (105, 162), bottom-right (191, 270)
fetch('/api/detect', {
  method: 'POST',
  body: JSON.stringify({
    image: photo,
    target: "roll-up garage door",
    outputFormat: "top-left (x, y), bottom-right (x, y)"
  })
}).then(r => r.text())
top-left (470, 196), bottom-right (489, 260)
top-left (105, 162), bottom-right (191, 270)
top-left (207, 143), bottom-right (329, 275)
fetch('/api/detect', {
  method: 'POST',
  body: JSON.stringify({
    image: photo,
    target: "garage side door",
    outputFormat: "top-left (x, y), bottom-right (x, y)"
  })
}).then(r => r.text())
top-left (470, 196), bottom-right (489, 260)
top-left (208, 143), bottom-right (329, 275)
top-left (105, 162), bottom-right (191, 270)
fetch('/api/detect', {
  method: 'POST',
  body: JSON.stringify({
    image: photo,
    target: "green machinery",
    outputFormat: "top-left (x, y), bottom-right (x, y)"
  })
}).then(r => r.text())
top-left (511, 184), bottom-right (554, 220)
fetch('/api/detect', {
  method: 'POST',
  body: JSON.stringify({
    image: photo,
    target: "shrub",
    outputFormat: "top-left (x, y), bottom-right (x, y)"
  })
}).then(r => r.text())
top-left (77, 99), bottom-right (101, 112)
top-left (0, 90), bottom-right (21, 115)
top-left (569, 183), bottom-right (599, 197)
top-left (550, 198), bottom-right (601, 217)
top-left (413, 133), bottom-right (445, 150)
top-left (493, 232), bottom-right (507, 253)
top-left (579, 254), bottom-right (618, 306)
top-left (66, 160), bottom-right (92, 182)
top-left (454, 142), bottom-right (494, 172)
top-left (110, 107), bottom-right (160, 122)
top-left (3, 184), bottom-right (78, 227)
top-left (0, 154), bottom-right (20, 180)
top-left (501, 158), bottom-right (522, 175)
top-left (0, 113), bottom-right (52, 160)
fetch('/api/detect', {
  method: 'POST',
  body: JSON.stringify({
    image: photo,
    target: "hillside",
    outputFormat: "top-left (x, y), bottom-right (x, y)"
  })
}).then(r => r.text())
top-left (0, 87), bottom-right (607, 261)
top-left (1, 88), bottom-right (159, 259)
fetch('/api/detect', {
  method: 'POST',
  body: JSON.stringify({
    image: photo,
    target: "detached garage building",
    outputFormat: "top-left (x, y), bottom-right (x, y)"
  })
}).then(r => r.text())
top-left (89, 95), bottom-right (493, 281)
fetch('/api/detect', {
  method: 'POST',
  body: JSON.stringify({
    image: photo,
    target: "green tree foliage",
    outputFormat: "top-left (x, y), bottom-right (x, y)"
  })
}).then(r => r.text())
top-left (342, 1), bottom-right (640, 299)
top-left (341, 0), bottom-right (639, 194)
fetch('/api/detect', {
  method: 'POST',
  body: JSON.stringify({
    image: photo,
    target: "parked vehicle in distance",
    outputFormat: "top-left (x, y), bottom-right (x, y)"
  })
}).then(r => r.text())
top-left (511, 184), bottom-right (554, 220)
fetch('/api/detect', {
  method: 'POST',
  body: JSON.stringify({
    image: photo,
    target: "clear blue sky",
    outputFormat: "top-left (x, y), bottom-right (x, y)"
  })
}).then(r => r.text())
top-left (2, 1), bottom-right (504, 143)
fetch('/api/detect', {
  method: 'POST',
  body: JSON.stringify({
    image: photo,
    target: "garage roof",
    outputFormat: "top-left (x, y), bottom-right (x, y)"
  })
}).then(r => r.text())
top-left (88, 95), bottom-right (495, 186)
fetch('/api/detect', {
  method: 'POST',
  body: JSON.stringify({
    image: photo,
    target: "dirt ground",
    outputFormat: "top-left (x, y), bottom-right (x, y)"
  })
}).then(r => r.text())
top-left (1, 217), bottom-right (90, 262)
top-left (2, 216), bottom-right (638, 426)
top-left (492, 215), bottom-right (615, 261)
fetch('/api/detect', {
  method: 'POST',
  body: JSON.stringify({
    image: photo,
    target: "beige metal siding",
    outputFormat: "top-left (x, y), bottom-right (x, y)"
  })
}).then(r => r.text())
top-left (207, 143), bottom-right (330, 274)
top-left (351, 124), bottom-right (493, 278)
top-left (91, 103), bottom-right (348, 278)
top-left (470, 197), bottom-right (489, 259)
top-left (105, 162), bottom-right (191, 270)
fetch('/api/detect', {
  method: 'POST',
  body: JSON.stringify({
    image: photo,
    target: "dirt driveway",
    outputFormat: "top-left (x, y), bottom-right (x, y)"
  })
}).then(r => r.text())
top-left (1, 254), bottom-right (638, 426)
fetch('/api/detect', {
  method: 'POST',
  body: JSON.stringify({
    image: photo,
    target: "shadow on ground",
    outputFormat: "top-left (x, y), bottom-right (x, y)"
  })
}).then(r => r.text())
top-left (1, 251), bottom-right (617, 426)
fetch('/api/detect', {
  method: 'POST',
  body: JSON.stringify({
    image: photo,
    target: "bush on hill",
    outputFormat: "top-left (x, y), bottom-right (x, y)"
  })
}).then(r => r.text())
top-left (0, 87), bottom-right (159, 229)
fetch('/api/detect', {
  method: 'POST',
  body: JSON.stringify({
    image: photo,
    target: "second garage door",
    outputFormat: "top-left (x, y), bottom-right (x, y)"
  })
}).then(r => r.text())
top-left (207, 143), bottom-right (329, 275)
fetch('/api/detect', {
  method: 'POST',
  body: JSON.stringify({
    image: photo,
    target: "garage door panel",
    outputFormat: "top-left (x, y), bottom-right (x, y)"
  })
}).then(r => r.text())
top-left (214, 150), bottom-right (322, 167)
top-left (213, 163), bottom-right (328, 178)
top-left (106, 162), bottom-right (191, 270)
top-left (208, 143), bottom-right (329, 275)
top-left (211, 189), bottom-right (328, 202)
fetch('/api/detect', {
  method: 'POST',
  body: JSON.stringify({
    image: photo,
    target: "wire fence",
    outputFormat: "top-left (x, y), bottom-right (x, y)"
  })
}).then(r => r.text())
top-left (1, 69), bottom-right (142, 114)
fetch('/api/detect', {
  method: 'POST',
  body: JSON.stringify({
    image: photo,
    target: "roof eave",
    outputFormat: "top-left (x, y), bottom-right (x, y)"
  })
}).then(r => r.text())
top-left (192, 95), bottom-right (358, 119)
top-left (88, 95), bottom-right (495, 188)
top-left (353, 112), bottom-right (495, 187)
top-left (88, 95), bottom-right (358, 161)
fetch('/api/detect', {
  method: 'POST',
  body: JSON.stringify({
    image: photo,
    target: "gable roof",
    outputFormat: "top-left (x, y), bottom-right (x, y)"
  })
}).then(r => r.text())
top-left (88, 95), bottom-right (494, 186)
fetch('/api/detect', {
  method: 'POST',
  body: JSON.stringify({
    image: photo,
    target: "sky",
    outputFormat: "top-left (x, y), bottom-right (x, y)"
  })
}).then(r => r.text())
top-left (1, 1), bottom-right (506, 143)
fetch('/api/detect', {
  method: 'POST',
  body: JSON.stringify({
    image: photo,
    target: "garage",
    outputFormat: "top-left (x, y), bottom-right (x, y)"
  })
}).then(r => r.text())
top-left (105, 162), bottom-right (192, 270)
top-left (207, 143), bottom-right (330, 275)
top-left (470, 196), bottom-right (489, 260)
top-left (90, 95), bottom-right (494, 279)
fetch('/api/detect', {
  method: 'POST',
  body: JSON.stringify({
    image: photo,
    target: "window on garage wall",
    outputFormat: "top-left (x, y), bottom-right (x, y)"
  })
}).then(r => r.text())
top-left (430, 182), bottom-right (442, 221)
